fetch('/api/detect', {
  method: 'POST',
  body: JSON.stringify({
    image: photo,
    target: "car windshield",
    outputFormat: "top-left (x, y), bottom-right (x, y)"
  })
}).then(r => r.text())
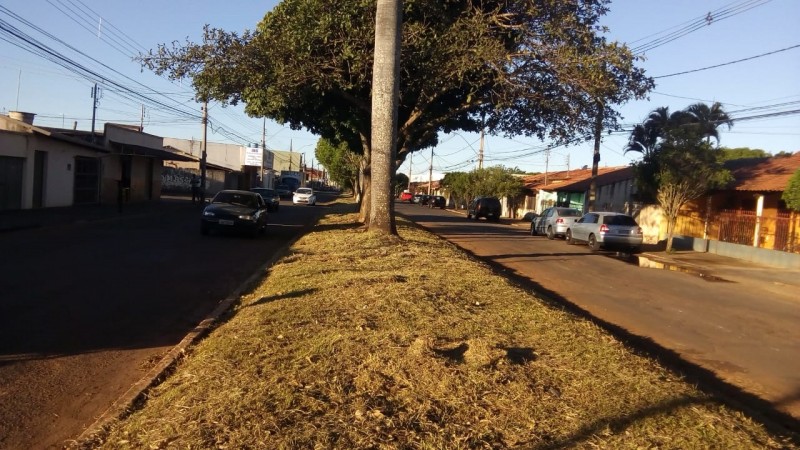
top-left (604, 215), bottom-right (637, 226)
top-left (296, 188), bottom-right (312, 194)
top-left (276, 185), bottom-right (290, 190)
top-left (213, 192), bottom-right (257, 208)
top-left (558, 208), bottom-right (582, 217)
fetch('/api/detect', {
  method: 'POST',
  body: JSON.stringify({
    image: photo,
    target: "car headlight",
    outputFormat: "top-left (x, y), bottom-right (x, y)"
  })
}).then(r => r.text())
top-left (238, 214), bottom-right (255, 221)
top-left (203, 211), bottom-right (215, 217)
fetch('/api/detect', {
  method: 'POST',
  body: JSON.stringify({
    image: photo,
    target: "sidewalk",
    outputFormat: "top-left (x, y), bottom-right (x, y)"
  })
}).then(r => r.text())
top-left (638, 249), bottom-right (800, 293)
top-left (502, 216), bottom-right (800, 295)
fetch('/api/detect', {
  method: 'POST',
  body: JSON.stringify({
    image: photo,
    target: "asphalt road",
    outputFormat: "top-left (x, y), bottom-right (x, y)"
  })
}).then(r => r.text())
top-left (0, 195), bottom-right (332, 450)
top-left (397, 202), bottom-right (800, 426)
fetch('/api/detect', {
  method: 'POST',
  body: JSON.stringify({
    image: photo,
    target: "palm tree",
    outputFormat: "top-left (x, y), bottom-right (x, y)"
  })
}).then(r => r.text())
top-left (624, 106), bottom-right (670, 157)
top-left (685, 101), bottom-right (733, 143)
top-left (625, 102), bottom-right (732, 156)
top-left (623, 102), bottom-right (732, 204)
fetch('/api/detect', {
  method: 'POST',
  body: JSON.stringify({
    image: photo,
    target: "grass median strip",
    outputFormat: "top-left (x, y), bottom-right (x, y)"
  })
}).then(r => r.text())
top-left (93, 202), bottom-right (797, 449)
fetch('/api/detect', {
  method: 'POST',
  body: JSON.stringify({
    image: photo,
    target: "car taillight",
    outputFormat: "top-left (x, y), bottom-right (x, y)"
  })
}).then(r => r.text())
top-left (599, 224), bottom-right (609, 234)
top-left (556, 218), bottom-right (563, 223)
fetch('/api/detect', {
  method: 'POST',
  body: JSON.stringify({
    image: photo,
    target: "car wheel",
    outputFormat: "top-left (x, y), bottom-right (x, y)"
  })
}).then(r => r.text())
top-left (546, 226), bottom-right (555, 240)
top-left (565, 229), bottom-right (573, 245)
top-left (588, 234), bottom-right (600, 251)
top-left (201, 224), bottom-right (209, 236)
top-left (530, 224), bottom-right (536, 236)
top-left (466, 212), bottom-right (472, 219)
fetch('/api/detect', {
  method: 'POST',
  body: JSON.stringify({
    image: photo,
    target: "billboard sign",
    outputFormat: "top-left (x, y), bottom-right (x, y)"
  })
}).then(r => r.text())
top-left (244, 147), bottom-right (263, 167)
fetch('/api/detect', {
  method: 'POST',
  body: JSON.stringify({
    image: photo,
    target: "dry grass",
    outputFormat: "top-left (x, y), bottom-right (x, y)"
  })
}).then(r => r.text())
top-left (95, 201), bottom-right (798, 449)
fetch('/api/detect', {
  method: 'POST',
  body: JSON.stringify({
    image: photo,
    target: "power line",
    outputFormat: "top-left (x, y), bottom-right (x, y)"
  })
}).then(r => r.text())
top-left (630, 0), bottom-right (773, 54)
top-left (1, 4), bottom-right (261, 145)
top-left (653, 44), bottom-right (800, 79)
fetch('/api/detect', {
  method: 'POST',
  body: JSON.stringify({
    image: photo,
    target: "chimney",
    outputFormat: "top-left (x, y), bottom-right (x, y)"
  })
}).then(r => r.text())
top-left (9, 111), bottom-right (36, 125)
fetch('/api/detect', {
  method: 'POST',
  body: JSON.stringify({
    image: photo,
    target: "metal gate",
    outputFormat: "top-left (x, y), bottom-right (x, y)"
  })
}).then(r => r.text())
top-left (74, 156), bottom-right (100, 204)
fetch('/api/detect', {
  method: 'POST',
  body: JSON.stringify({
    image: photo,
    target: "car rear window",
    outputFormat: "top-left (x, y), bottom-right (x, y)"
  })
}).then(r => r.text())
top-left (604, 215), bottom-right (637, 226)
top-left (558, 208), bottom-right (582, 217)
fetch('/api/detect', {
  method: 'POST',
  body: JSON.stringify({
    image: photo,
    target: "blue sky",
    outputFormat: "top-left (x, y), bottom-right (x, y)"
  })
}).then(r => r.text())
top-left (1, 0), bottom-right (798, 180)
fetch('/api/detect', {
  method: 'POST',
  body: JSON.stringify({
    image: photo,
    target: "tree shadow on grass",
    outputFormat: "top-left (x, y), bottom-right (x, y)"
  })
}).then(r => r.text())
top-left (245, 288), bottom-right (320, 308)
top-left (536, 395), bottom-right (720, 449)
top-left (312, 222), bottom-right (365, 233)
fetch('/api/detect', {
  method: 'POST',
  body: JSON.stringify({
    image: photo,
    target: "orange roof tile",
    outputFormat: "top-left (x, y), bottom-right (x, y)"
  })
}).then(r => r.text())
top-left (523, 166), bottom-right (630, 191)
top-left (730, 152), bottom-right (800, 192)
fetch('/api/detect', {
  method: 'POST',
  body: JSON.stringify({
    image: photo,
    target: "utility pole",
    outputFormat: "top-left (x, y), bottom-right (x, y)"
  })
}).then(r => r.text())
top-left (90, 83), bottom-right (100, 143)
top-left (261, 118), bottom-right (266, 187)
top-left (428, 147), bottom-right (433, 195)
top-left (139, 104), bottom-right (145, 131)
top-left (478, 127), bottom-right (485, 170)
top-left (200, 101), bottom-right (208, 202)
top-left (588, 100), bottom-right (603, 212)
top-left (289, 139), bottom-right (293, 171)
top-left (407, 153), bottom-right (413, 191)
top-left (544, 148), bottom-right (550, 186)
top-left (15, 69), bottom-right (21, 110)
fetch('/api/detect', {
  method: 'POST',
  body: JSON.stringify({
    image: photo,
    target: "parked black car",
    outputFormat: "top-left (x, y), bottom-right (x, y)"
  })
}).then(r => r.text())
top-left (250, 187), bottom-right (280, 212)
top-left (467, 197), bottom-right (501, 221)
top-left (429, 195), bottom-right (446, 209)
top-left (275, 184), bottom-right (292, 199)
top-left (413, 194), bottom-right (430, 205)
top-left (201, 190), bottom-right (268, 238)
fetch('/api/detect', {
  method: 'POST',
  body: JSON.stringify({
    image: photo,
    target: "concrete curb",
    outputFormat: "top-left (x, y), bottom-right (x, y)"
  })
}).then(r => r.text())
top-left (637, 252), bottom-right (727, 281)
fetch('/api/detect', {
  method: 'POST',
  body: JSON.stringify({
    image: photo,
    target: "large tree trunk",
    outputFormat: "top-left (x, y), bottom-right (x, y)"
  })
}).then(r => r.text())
top-left (368, 0), bottom-right (402, 235)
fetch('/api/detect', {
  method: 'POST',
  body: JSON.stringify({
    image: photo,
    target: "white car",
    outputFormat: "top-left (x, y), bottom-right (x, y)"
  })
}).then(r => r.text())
top-left (292, 187), bottom-right (317, 206)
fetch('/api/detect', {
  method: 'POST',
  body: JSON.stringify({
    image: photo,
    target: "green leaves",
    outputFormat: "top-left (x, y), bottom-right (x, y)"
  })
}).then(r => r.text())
top-left (441, 166), bottom-right (523, 205)
top-left (138, 0), bottom-right (651, 166)
top-left (783, 169), bottom-right (800, 212)
top-left (628, 102), bottom-right (734, 203)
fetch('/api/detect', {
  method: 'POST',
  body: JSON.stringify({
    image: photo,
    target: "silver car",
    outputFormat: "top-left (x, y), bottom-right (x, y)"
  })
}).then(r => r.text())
top-left (530, 207), bottom-right (582, 239)
top-left (566, 212), bottom-right (643, 252)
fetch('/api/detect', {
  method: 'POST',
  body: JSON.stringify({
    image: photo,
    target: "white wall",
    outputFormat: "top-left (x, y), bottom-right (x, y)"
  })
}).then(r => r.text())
top-left (1, 131), bottom-right (104, 208)
top-left (595, 179), bottom-right (636, 213)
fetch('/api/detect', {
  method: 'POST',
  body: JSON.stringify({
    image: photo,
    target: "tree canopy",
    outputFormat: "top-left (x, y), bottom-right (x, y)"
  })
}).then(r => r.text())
top-left (441, 166), bottom-right (523, 208)
top-left (625, 102), bottom-right (732, 203)
top-left (625, 102), bottom-right (733, 251)
top-left (315, 138), bottom-right (360, 193)
top-left (783, 168), bottom-right (800, 212)
top-left (140, 0), bottom-right (652, 165)
top-left (720, 147), bottom-right (771, 161)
